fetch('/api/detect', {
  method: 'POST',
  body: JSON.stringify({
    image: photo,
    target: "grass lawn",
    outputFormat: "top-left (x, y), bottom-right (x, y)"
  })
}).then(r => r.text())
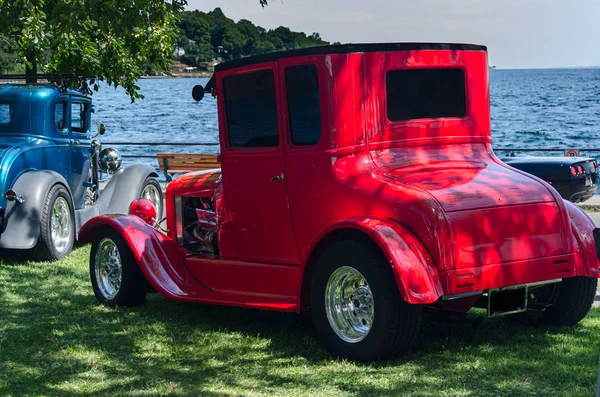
top-left (580, 205), bottom-right (600, 213)
top-left (2, 246), bottom-right (600, 396)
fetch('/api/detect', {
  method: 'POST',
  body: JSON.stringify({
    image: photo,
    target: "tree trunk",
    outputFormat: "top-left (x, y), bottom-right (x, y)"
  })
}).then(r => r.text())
top-left (25, 51), bottom-right (37, 83)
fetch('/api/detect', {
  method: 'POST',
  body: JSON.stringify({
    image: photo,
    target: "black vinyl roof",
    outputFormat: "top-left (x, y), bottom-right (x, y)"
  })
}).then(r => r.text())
top-left (214, 42), bottom-right (487, 72)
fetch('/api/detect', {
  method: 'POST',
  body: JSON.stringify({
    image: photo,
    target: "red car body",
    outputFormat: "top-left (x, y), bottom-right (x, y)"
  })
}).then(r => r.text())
top-left (80, 43), bottom-right (600, 360)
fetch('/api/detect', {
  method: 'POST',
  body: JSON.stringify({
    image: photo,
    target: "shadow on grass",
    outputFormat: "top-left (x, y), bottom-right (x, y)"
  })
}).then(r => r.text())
top-left (0, 248), bottom-right (35, 265)
top-left (1, 248), bottom-right (599, 396)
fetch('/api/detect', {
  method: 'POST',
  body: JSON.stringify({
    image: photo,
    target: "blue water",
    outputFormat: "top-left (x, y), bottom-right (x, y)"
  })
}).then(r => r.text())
top-left (490, 68), bottom-right (600, 153)
top-left (90, 68), bottom-right (600, 167)
top-left (91, 77), bottom-right (217, 162)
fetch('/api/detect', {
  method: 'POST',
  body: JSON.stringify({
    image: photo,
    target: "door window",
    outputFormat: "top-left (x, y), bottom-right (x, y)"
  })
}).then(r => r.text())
top-left (71, 102), bottom-right (88, 133)
top-left (223, 70), bottom-right (279, 148)
top-left (285, 65), bottom-right (322, 146)
top-left (55, 102), bottom-right (67, 132)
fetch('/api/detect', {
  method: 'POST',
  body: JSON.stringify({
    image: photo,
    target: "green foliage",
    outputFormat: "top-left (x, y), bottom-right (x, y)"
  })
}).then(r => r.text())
top-left (177, 8), bottom-right (329, 66)
top-left (0, 34), bottom-right (17, 73)
top-left (0, 0), bottom-right (189, 101)
top-left (0, 1), bottom-right (316, 99)
top-left (0, 1), bottom-right (268, 99)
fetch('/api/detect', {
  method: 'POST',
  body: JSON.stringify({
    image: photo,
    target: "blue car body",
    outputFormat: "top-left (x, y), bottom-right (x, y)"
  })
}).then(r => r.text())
top-left (0, 83), bottom-right (160, 259)
top-left (0, 84), bottom-right (91, 211)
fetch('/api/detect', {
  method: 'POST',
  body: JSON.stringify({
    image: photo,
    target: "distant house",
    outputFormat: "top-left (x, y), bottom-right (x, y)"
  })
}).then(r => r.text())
top-left (174, 47), bottom-right (185, 57)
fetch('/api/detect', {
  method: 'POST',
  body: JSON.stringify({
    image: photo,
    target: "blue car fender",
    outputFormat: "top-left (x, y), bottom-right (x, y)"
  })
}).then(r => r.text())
top-left (0, 170), bottom-right (72, 249)
top-left (85, 163), bottom-right (159, 219)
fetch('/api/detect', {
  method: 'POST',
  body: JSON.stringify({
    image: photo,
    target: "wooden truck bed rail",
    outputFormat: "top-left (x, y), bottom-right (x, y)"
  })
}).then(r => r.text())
top-left (156, 153), bottom-right (220, 181)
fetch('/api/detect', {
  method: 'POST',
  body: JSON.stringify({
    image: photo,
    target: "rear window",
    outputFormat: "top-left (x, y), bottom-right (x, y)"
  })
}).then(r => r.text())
top-left (0, 103), bottom-right (10, 124)
top-left (386, 69), bottom-right (466, 121)
top-left (224, 70), bottom-right (279, 148)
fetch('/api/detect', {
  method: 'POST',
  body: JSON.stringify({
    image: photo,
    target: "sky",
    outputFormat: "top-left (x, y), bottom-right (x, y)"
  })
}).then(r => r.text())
top-left (186, 0), bottom-right (600, 69)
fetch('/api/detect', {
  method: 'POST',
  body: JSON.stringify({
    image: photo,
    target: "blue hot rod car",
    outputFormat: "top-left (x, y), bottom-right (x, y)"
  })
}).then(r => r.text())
top-left (0, 80), bottom-right (162, 260)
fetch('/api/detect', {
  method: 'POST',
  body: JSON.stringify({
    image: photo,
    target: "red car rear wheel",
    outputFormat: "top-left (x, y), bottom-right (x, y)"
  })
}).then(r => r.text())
top-left (310, 240), bottom-right (422, 361)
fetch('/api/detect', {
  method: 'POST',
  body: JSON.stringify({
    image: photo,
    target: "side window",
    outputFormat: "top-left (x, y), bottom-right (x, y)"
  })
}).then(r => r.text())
top-left (285, 65), bottom-right (322, 146)
top-left (71, 102), bottom-right (88, 133)
top-left (0, 103), bottom-right (10, 124)
top-left (386, 68), bottom-right (466, 121)
top-left (223, 70), bottom-right (279, 148)
top-left (55, 102), bottom-right (67, 132)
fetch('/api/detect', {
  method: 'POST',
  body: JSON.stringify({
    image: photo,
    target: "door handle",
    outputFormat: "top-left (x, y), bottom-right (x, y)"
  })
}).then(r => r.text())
top-left (73, 140), bottom-right (81, 145)
top-left (271, 173), bottom-right (285, 182)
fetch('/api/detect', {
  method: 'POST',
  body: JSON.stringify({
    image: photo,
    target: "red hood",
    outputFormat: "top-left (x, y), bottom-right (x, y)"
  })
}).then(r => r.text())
top-left (166, 170), bottom-right (221, 198)
top-left (371, 144), bottom-right (555, 212)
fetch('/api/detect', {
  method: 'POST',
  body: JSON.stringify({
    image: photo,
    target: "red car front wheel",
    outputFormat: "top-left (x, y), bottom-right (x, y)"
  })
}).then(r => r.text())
top-left (90, 228), bottom-right (148, 306)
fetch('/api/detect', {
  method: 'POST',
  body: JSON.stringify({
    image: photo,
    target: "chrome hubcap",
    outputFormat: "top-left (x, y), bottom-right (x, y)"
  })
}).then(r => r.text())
top-left (142, 183), bottom-right (161, 217)
top-left (50, 197), bottom-right (72, 254)
top-left (94, 238), bottom-right (122, 300)
top-left (325, 266), bottom-right (374, 343)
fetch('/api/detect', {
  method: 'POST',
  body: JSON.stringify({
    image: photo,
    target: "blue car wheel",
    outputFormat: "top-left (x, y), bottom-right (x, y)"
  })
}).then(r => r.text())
top-left (32, 184), bottom-right (75, 261)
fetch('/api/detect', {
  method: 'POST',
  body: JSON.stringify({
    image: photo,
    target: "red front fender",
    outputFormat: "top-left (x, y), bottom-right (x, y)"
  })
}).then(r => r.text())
top-left (310, 218), bottom-right (444, 305)
top-left (79, 215), bottom-right (202, 301)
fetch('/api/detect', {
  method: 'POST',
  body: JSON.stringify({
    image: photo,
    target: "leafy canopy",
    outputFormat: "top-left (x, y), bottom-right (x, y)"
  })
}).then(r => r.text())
top-left (177, 8), bottom-right (328, 67)
top-left (0, 0), bottom-right (268, 101)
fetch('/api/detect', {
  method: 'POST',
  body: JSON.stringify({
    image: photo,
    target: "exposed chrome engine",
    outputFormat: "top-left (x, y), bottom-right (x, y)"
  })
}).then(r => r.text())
top-left (179, 196), bottom-right (219, 254)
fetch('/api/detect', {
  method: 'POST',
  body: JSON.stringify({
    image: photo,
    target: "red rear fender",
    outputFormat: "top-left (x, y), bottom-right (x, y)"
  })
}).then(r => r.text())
top-left (79, 215), bottom-right (202, 300)
top-left (310, 218), bottom-right (443, 305)
top-left (564, 201), bottom-right (600, 278)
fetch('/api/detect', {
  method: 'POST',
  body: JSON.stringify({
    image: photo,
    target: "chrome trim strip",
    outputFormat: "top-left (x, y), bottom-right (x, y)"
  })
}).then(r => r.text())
top-left (488, 278), bottom-right (562, 293)
top-left (174, 196), bottom-right (183, 244)
top-left (442, 291), bottom-right (483, 301)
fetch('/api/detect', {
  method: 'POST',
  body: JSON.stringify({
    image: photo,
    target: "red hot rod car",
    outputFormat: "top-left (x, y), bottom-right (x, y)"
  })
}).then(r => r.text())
top-left (80, 43), bottom-right (600, 361)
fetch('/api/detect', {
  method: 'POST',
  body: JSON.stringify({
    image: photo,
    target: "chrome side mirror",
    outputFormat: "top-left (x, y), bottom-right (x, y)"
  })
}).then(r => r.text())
top-left (97, 123), bottom-right (106, 135)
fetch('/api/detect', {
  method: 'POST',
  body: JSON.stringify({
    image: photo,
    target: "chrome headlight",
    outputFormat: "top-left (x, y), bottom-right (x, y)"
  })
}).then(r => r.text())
top-left (98, 148), bottom-right (122, 174)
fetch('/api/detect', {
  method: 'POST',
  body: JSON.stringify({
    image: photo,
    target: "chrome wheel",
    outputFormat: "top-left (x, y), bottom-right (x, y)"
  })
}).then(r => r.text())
top-left (50, 197), bottom-right (72, 254)
top-left (141, 182), bottom-right (162, 218)
top-left (94, 238), bottom-right (122, 300)
top-left (325, 266), bottom-right (374, 343)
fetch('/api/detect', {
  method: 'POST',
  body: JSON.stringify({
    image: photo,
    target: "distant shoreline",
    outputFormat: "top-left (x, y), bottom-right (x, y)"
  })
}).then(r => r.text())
top-left (141, 72), bottom-right (212, 79)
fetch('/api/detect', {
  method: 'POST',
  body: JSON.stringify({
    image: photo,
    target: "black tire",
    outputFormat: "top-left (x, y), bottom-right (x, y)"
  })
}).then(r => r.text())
top-left (31, 184), bottom-right (75, 261)
top-left (543, 276), bottom-right (597, 325)
top-left (90, 227), bottom-right (148, 306)
top-left (310, 240), bottom-right (422, 361)
top-left (139, 177), bottom-right (163, 220)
